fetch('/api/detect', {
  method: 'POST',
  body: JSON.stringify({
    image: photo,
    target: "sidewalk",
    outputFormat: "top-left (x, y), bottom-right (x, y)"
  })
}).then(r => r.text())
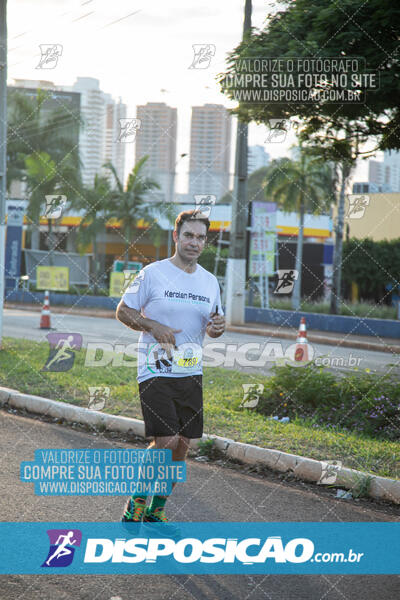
top-left (5, 301), bottom-right (400, 354)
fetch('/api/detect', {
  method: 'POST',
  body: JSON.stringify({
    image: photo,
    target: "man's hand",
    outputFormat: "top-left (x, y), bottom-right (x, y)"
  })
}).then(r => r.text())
top-left (206, 311), bottom-right (225, 338)
top-left (148, 322), bottom-right (182, 348)
top-left (116, 302), bottom-right (182, 348)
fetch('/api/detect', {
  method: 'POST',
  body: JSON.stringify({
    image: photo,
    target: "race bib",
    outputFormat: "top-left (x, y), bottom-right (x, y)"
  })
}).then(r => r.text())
top-left (171, 346), bottom-right (202, 374)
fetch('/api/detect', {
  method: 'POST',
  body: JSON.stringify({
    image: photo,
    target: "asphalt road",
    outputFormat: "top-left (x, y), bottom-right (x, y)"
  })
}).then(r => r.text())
top-left (2, 308), bottom-right (399, 376)
top-left (0, 409), bottom-right (399, 600)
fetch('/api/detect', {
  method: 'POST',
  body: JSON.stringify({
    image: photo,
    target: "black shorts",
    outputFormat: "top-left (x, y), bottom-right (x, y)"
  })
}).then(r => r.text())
top-left (138, 375), bottom-right (203, 439)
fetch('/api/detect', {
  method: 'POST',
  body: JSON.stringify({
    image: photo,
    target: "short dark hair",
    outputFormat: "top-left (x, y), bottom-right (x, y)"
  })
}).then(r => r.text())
top-left (174, 210), bottom-right (210, 236)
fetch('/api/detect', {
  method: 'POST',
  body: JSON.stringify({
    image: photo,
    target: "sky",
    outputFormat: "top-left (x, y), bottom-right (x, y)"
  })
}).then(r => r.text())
top-left (8, 0), bottom-right (372, 190)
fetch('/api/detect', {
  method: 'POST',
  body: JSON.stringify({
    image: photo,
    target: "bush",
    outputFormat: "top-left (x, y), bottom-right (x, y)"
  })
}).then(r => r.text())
top-left (254, 363), bottom-right (400, 440)
top-left (342, 238), bottom-right (400, 303)
top-left (198, 245), bottom-right (228, 277)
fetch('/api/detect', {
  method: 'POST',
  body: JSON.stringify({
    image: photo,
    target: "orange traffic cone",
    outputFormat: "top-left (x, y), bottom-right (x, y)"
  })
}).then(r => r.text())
top-left (40, 290), bottom-right (51, 329)
top-left (294, 317), bottom-right (309, 362)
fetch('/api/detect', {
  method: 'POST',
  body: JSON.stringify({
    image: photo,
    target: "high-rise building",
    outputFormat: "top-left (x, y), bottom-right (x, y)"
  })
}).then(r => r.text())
top-left (103, 94), bottom-right (127, 187)
top-left (9, 80), bottom-right (81, 199)
top-left (135, 102), bottom-right (178, 203)
top-left (10, 77), bottom-right (127, 192)
top-left (248, 145), bottom-right (269, 174)
top-left (188, 104), bottom-right (231, 200)
top-left (66, 78), bottom-right (126, 188)
top-left (353, 150), bottom-right (400, 194)
top-left (382, 150), bottom-right (400, 192)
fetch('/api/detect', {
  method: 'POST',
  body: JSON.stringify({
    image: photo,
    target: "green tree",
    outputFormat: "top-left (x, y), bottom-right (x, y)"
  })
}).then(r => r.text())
top-left (8, 88), bottom-right (82, 249)
top-left (24, 152), bottom-right (79, 263)
top-left (264, 150), bottom-right (334, 309)
top-left (74, 174), bottom-right (112, 293)
top-left (220, 166), bottom-right (270, 204)
top-left (104, 156), bottom-right (161, 266)
top-left (220, 0), bottom-right (400, 313)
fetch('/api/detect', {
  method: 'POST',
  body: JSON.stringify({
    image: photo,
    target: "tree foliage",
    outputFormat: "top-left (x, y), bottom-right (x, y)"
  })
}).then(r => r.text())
top-left (105, 156), bottom-right (164, 266)
top-left (342, 238), bottom-right (400, 302)
top-left (219, 0), bottom-right (400, 313)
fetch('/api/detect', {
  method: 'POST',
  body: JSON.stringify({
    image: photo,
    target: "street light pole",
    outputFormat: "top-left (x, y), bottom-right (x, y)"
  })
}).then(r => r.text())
top-left (225, 0), bottom-right (251, 324)
top-left (0, 0), bottom-right (7, 348)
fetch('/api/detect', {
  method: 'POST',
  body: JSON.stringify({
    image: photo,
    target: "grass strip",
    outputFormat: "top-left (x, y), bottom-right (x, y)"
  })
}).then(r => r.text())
top-left (0, 337), bottom-right (398, 480)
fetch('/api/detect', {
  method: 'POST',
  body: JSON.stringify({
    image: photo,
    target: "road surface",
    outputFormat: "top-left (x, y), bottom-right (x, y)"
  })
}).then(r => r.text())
top-left (2, 308), bottom-right (399, 376)
top-left (0, 409), bottom-right (398, 600)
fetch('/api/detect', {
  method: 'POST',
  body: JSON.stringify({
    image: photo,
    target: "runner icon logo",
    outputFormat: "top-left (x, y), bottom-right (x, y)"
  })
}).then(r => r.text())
top-left (36, 44), bottom-right (63, 69)
top-left (240, 384), bottom-right (264, 408)
top-left (88, 387), bottom-right (110, 411)
top-left (188, 44), bottom-right (216, 69)
top-left (42, 333), bottom-right (83, 372)
top-left (117, 118), bottom-right (141, 142)
top-left (274, 270), bottom-right (299, 294)
top-left (42, 529), bottom-right (82, 568)
top-left (347, 195), bottom-right (370, 219)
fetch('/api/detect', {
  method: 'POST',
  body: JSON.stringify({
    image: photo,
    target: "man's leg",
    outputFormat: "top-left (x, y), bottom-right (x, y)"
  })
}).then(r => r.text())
top-left (146, 435), bottom-right (188, 518)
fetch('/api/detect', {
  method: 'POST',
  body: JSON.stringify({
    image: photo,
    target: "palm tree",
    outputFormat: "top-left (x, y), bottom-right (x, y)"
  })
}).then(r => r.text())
top-left (74, 174), bottom-right (112, 294)
top-left (264, 149), bottom-right (334, 310)
top-left (7, 88), bottom-right (82, 249)
top-left (24, 152), bottom-right (74, 264)
top-left (104, 156), bottom-right (162, 267)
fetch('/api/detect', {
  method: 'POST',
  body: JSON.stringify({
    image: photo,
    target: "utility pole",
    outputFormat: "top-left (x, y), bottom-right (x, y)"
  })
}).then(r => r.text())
top-left (0, 0), bottom-right (7, 348)
top-left (225, 0), bottom-right (251, 324)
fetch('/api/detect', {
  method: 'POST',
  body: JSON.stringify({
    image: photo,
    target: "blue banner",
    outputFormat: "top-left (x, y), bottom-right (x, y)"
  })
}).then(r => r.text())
top-left (5, 202), bottom-right (24, 289)
top-left (0, 522), bottom-right (398, 574)
top-left (4, 224), bottom-right (23, 289)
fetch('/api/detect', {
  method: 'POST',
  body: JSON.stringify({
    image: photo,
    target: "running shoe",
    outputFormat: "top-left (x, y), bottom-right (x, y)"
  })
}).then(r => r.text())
top-left (142, 507), bottom-right (182, 539)
top-left (121, 497), bottom-right (146, 523)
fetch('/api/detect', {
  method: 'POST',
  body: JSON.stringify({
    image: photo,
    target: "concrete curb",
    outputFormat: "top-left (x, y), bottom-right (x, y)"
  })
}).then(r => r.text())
top-left (1, 386), bottom-right (398, 505)
top-left (5, 302), bottom-right (400, 354)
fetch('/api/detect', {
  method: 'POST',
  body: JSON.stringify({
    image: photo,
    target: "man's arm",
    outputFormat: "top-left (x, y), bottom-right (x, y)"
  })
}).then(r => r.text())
top-left (116, 300), bottom-right (182, 345)
top-left (116, 300), bottom-right (155, 333)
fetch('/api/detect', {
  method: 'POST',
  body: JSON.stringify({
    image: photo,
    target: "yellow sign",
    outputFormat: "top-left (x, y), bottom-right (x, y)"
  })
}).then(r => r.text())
top-left (109, 272), bottom-right (125, 297)
top-left (109, 270), bottom-right (141, 297)
top-left (36, 266), bottom-right (69, 291)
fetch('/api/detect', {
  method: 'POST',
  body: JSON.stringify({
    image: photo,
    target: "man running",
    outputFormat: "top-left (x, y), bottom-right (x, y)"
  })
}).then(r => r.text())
top-left (116, 210), bottom-right (225, 528)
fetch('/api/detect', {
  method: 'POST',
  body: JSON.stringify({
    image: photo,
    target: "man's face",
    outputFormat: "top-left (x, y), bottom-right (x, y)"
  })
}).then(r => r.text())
top-left (173, 220), bottom-right (207, 262)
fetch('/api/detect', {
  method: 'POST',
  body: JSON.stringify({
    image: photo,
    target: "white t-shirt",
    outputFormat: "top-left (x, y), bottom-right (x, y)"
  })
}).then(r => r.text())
top-left (121, 259), bottom-right (223, 383)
